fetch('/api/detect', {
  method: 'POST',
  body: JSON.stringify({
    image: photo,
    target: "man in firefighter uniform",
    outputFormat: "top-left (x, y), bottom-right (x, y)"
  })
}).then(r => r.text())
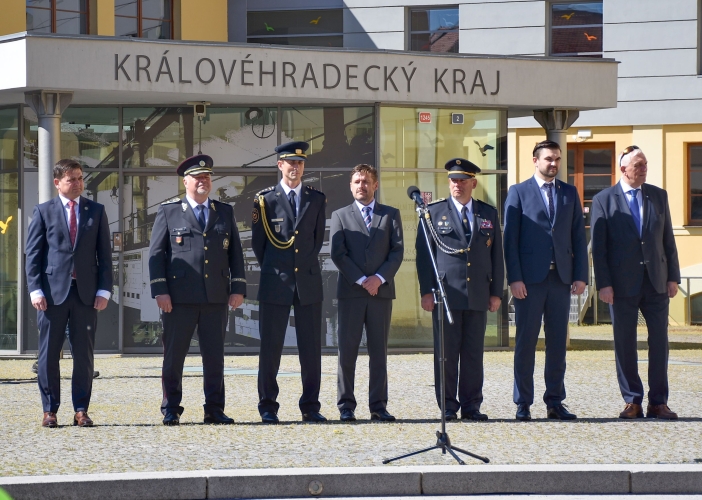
top-left (149, 154), bottom-right (246, 426)
top-left (252, 141), bottom-right (327, 424)
top-left (415, 159), bottom-right (504, 421)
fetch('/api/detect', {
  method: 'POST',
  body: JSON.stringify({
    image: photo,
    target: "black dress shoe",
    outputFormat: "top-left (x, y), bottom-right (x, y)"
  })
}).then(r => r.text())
top-left (461, 409), bottom-right (488, 421)
top-left (302, 411), bottom-right (327, 423)
top-left (339, 409), bottom-right (356, 422)
top-left (547, 403), bottom-right (577, 420)
top-left (261, 412), bottom-right (279, 424)
top-left (163, 412), bottom-right (180, 426)
top-left (444, 410), bottom-right (458, 421)
top-left (204, 411), bottom-right (234, 424)
top-left (370, 409), bottom-right (396, 422)
top-left (516, 404), bottom-right (531, 421)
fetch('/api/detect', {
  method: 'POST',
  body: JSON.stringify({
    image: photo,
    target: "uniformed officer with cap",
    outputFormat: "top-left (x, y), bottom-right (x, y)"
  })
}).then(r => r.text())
top-left (149, 154), bottom-right (246, 426)
top-left (251, 141), bottom-right (327, 424)
top-left (415, 158), bottom-right (504, 421)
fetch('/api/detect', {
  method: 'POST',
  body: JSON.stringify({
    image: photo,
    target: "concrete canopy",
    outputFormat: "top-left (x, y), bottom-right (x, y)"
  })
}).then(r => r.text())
top-left (0, 33), bottom-right (617, 111)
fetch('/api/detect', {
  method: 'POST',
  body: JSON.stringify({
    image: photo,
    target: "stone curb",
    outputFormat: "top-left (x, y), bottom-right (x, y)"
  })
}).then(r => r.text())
top-left (2, 465), bottom-right (702, 499)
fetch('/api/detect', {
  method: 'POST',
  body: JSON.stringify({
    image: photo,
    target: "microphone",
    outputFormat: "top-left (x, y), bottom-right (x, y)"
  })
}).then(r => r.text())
top-left (407, 185), bottom-right (425, 208)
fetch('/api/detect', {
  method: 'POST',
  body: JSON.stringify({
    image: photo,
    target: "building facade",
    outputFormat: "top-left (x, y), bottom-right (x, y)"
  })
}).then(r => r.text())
top-left (0, 0), bottom-right (621, 355)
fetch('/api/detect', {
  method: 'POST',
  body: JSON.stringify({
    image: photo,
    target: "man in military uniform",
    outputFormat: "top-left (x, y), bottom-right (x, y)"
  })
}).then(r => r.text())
top-left (415, 159), bottom-right (504, 421)
top-left (149, 154), bottom-right (246, 426)
top-left (252, 141), bottom-right (327, 424)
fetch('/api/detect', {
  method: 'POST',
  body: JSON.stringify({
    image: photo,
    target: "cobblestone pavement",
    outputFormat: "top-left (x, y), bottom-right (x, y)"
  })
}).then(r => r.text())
top-left (1, 350), bottom-right (701, 477)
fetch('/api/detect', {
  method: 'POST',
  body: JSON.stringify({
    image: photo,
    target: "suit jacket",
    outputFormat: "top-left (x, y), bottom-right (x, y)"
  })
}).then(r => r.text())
top-left (416, 197), bottom-right (504, 311)
top-left (251, 183), bottom-right (326, 306)
top-left (503, 177), bottom-right (588, 286)
top-left (590, 182), bottom-right (680, 297)
top-left (149, 198), bottom-right (246, 304)
top-left (330, 202), bottom-right (404, 300)
top-left (26, 196), bottom-right (112, 306)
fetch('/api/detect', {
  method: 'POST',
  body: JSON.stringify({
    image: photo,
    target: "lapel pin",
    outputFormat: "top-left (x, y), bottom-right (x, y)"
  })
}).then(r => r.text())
top-left (182, 203), bottom-right (187, 211)
top-left (223, 238), bottom-right (229, 249)
top-left (84, 206), bottom-right (88, 211)
top-left (210, 202), bottom-right (216, 211)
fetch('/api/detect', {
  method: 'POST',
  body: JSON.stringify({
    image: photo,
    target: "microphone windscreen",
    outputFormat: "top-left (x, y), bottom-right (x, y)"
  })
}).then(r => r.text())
top-left (407, 185), bottom-right (420, 198)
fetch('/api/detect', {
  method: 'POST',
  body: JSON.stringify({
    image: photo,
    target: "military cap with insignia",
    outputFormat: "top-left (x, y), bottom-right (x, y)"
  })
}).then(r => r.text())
top-left (276, 141), bottom-right (309, 161)
top-left (445, 158), bottom-right (480, 179)
top-left (176, 154), bottom-right (214, 177)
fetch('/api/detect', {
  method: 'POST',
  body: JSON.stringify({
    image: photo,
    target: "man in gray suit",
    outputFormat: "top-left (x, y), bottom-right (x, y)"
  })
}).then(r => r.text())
top-left (330, 164), bottom-right (404, 422)
top-left (591, 145), bottom-right (680, 420)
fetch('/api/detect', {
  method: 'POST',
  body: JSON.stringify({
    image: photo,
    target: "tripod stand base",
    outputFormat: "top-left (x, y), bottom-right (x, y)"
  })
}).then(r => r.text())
top-left (383, 430), bottom-right (489, 465)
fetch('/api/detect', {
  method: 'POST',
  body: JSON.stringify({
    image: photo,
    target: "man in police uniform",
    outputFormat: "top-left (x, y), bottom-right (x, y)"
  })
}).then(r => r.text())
top-left (252, 141), bottom-right (327, 424)
top-left (149, 154), bottom-right (246, 426)
top-left (415, 159), bottom-right (504, 421)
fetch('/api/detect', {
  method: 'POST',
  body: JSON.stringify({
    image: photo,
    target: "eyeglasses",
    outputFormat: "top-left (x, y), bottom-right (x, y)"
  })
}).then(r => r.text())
top-left (618, 145), bottom-right (640, 166)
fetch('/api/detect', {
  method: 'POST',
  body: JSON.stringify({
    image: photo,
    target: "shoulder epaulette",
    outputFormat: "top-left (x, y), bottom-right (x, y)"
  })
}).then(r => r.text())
top-left (476, 199), bottom-right (497, 211)
top-left (428, 198), bottom-right (445, 205)
top-left (255, 186), bottom-right (275, 197)
top-left (305, 185), bottom-right (325, 195)
top-left (161, 197), bottom-right (180, 205)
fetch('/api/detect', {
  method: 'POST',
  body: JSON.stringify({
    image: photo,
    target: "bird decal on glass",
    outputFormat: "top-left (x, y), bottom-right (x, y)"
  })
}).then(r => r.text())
top-left (584, 32), bottom-right (597, 41)
top-left (474, 141), bottom-right (494, 157)
top-left (310, 16), bottom-right (322, 25)
top-left (561, 12), bottom-right (575, 20)
top-left (0, 215), bottom-right (12, 234)
top-left (264, 22), bottom-right (274, 32)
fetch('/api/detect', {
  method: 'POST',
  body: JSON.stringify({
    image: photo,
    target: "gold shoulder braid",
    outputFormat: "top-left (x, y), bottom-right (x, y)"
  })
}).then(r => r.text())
top-left (257, 194), bottom-right (295, 249)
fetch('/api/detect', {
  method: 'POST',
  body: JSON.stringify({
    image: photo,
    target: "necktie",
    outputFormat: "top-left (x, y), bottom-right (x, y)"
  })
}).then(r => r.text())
top-left (362, 206), bottom-right (372, 231)
top-left (461, 205), bottom-right (472, 240)
top-left (627, 189), bottom-right (641, 236)
top-left (289, 190), bottom-right (297, 219)
top-left (68, 200), bottom-right (77, 278)
top-left (545, 183), bottom-right (555, 225)
top-left (196, 204), bottom-right (206, 230)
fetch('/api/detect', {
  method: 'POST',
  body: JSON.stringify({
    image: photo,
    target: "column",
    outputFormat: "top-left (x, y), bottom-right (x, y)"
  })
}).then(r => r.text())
top-left (24, 91), bottom-right (74, 204)
top-left (533, 109), bottom-right (579, 183)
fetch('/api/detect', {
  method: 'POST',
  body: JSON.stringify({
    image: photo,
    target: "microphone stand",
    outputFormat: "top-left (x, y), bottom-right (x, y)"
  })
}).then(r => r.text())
top-left (383, 204), bottom-right (489, 466)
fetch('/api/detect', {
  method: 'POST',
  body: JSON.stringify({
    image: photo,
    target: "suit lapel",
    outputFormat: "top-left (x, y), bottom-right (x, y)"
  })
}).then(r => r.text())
top-left (614, 183), bottom-right (641, 238)
top-left (368, 204), bottom-right (384, 245)
top-left (448, 198), bottom-right (469, 247)
top-left (275, 184), bottom-right (295, 225)
top-left (350, 203), bottom-right (369, 234)
top-left (295, 185), bottom-right (311, 229)
top-left (181, 198), bottom-right (203, 232)
top-left (204, 200), bottom-right (220, 232)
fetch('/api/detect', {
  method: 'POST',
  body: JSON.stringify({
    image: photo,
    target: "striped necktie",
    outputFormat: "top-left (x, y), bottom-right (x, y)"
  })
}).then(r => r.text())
top-left (362, 206), bottom-right (372, 231)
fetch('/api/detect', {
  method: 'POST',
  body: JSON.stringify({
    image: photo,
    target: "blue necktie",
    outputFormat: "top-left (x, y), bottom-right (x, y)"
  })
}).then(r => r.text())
top-left (545, 183), bottom-right (555, 225)
top-left (362, 206), bottom-right (372, 231)
top-left (288, 191), bottom-right (297, 220)
top-left (461, 206), bottom-right (472, 240)
top-left (197, 204), bottom-right (206, 230)
top-left (627, 189), bottom-right (641, 236)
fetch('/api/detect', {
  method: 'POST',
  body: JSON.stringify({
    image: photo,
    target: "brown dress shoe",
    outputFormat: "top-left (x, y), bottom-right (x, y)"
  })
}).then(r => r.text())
top-left (646, 403), bottom-right (678, 420)
top-left (74, 411), bottom-right (94, 427)
top-left (42, 412), bottom-right (58, 428)
top-left (619, 403), bottom-right (644, 419)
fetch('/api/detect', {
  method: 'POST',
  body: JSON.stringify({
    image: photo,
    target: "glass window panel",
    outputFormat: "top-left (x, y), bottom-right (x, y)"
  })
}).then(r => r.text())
top-left (410, 8), bottom-right (459, 32)
top-left (552, 2), bottom-right (603, 27)
top-left (410, 31), bottom-right (459, 53)
top-left (115, 15), bottom-right (138, 37)
top-left (56, 9), bottom-right (88, 35)
top-left (690, 145), bottom-right (702, 168)
top-left (691, 195), bottom-right (702, 221)
top-left (122, 108), bottom-right (192, 168)
top-left (583, 175), bottom-right (611, 200)
top-left (247, 9), bottom-right (343, 37)
top-left (56, 0), bottom-right (86, 11)
top-left (552, 26), bottom-right (602, 55)
top-left (26, 7), bottom-right (52, 33)
top-left (115, 0), bottom-right (137, 17)
top-left (142, 0), bottom-right (170, 20)
top-left (61, 108), bottom-right (120, 168)
top-left (691, 171), bottom-right (702, 193)
top-left (27, 0), bottom-right (51, 7)
top-left (567, 150), bottom-right (575, 177)
top-left (0, 108), bottom-right (19, 351)
top-left (142, 17), bottom-right (171, 39)
top-left (583, 148), bottom-right (612, 175)
top-left (692, 292), bottom-right (702, 324)
top-left (247, 35), bottom-right (342, 48)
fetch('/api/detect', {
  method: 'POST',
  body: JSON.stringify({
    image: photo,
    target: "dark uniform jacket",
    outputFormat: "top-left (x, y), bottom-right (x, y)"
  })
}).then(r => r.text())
top-left (26, 196), bottom-right (112, 307)
top-left (148, 198), bottom-right (246, 303)
top-left (251, 183), bottom-right (326, 306)
top-left (591, 182), bottom-right (680, 297)
top-left (416, 197), bottom-right (504, 311)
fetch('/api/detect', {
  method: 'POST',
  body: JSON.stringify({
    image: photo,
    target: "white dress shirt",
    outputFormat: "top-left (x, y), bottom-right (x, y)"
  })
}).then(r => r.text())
top-left (279, 180), bottom-right (302, 218)
top-left (620, 179), bottom-right (644, 234)
top-left (353, 199), bottom-right (386, 285)
top-left (534, 175), bottom-right (557, 222)
top-left (450, 196), bottom-right (474, 233)
top-left (186, 195), bottom-right (210, 226)
top-left (30, 194), bottom-right (111, 301)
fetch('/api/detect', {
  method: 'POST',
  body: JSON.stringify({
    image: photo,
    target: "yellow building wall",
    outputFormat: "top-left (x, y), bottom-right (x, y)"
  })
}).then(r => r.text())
top-left (175, 0), bottom-right (228, 42)
top-left (0, 0), bottom-right (25, 36)
top-left (90, 0), bottom-right (115, 36)
top-left (509, 124), bottom-right (702, 325)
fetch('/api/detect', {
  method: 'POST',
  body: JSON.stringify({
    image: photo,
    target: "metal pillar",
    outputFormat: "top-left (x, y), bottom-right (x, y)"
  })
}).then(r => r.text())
top-left (533, 109), bottom-right (579, 183)
top-left (25, 91), bottom-right (74, 203)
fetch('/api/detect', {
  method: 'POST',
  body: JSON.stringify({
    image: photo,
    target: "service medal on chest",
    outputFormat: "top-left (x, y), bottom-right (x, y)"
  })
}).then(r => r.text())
top-left (274, 224), bottom-right (281, 232)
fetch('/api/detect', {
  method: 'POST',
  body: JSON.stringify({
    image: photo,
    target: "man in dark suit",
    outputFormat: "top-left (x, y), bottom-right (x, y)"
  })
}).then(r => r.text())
top-left (591, 145), bottom-right (680, 420)
top-left (252, 141), bottom-right (327, 424)
top-left (416, 159), bottom-right (504, 421)
top-left (503, 140), bottom-right (588, 421)
top-left (330, 164), bottom-right (404, 422)
top-left (149, 154), bottom-right (246, 426)
top-left (26, 159), bottom-right (113, 428)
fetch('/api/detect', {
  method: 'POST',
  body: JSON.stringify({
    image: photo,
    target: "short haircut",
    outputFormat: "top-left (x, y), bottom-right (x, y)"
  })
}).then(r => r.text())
top-left (53, 159), bottom-right (83, 180)
top-left (349, 164), bottom-right (378, 182)
top-left (533, 140), bottom-right (561, 158)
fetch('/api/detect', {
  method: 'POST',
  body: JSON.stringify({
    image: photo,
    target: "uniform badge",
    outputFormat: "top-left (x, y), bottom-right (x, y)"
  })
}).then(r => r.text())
top-left (438, 221), bottom-right (443, 226)
top-left (175, 236), bottom-right (183, 244)
top-left (223, 238), bottom-right (229, 249)
top-left (275, 224), bottom-right (281, 232)
top-left (486, 239), bottom-right (492, 247)
top-left (442, 216), bottom-right (447, 220)
top-left (480, 220), bottom-right (494, 229)
top-left (182, 202), bottom-right (187, 212)
top-left (252, 208), bottom-right (259, 224)
top-left (210, 202), bottom-right (216, 212)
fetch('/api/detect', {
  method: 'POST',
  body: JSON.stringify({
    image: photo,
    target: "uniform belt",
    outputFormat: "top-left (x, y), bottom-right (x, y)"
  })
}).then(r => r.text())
top-left (549, 263), bottom-right (556, 270)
